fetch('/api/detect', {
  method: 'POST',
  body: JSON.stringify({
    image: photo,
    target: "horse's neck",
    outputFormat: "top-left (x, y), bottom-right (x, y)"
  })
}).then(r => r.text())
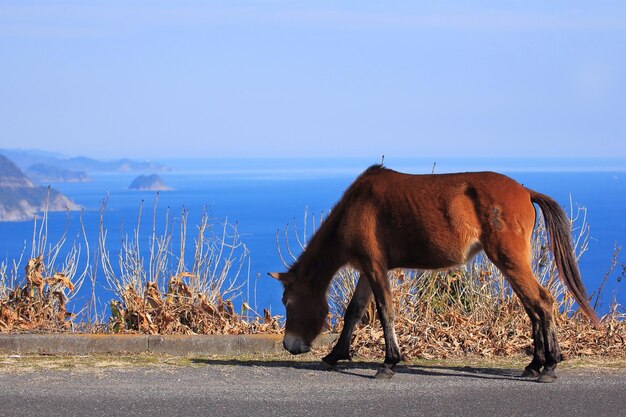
top-left (296, 236), bottom-right (344, 290)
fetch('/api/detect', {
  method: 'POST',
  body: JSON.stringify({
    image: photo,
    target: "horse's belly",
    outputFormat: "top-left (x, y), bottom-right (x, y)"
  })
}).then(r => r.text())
top-left (389, 238), bottom-right (482, 270)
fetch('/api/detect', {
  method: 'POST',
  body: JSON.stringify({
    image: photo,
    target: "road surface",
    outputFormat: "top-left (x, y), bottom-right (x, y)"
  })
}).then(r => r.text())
top-left (1, 358), bottom-right (624, 416)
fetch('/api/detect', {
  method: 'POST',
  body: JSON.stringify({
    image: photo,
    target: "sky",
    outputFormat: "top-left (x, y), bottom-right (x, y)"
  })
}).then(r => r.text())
top-left (1, 1), bottom-right (625, 160)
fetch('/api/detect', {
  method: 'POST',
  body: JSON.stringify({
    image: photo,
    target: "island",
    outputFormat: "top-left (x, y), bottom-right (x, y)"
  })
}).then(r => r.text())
top-left (128, 174), bottom-right (172, 191)
top-left (0, 155), bottom-right (81, 222)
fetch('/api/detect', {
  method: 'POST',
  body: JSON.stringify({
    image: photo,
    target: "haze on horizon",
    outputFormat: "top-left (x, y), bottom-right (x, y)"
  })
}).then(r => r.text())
top-left (1, 1), bottom-right (625, 160)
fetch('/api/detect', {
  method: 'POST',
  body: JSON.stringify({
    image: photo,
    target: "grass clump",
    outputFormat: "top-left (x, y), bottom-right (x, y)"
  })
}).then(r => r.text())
top-left (0, 256), bottom-right (76, 332)
top-left (0, 209), bottom-right (86, 333)
top-left (100, 197), bottom-right (281, 335)
top-left (108, 272), bottom-right (281, 335)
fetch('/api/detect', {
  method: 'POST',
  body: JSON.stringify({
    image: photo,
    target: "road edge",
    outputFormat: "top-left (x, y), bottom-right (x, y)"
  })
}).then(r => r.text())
top-left (0, 334), bottom-right (338, 356)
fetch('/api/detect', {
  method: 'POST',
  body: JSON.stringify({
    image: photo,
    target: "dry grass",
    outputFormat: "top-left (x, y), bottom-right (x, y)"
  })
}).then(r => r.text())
top-left (329, 268), bottom-right (626, 361)
top-left (0, 209), bottom-right (87, 333)
top-left (99, 197), bottom-right (282, 334)
top-left (0, 256), bottom-right (76, 332)
top-left (108, 272), bottom-right (281, 335)
top-left (2, 352), bottom-right (625, 375)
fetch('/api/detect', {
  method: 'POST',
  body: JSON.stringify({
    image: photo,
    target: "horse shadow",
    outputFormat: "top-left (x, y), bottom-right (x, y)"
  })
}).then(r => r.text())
top-left (190, 357), bottom-right (527, 382)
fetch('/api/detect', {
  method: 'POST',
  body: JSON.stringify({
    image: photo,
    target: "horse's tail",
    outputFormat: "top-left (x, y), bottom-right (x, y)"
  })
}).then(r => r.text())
top-left (529, 190), bottom-right (601, 327)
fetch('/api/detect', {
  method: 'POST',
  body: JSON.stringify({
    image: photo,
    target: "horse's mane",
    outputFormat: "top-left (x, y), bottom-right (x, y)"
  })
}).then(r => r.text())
top-left (290, 164), bottom-right (387, 277)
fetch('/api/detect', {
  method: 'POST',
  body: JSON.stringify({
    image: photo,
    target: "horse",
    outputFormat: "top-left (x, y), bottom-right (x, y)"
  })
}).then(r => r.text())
top-left (269, 165), bottom-right (600, 382)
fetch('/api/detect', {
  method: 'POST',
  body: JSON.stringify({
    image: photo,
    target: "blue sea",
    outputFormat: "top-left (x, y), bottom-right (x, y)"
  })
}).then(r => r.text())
top-left (1, 158), bottom-right (625, 318)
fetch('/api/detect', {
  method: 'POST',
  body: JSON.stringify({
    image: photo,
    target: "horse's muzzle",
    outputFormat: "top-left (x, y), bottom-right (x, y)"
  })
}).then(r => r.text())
top-left (283, 334), bottom-right (311, 355)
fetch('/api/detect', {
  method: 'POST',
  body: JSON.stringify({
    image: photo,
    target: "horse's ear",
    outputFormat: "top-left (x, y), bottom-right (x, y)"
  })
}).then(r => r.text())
top-left (268, 272), bottom-right (294, 284)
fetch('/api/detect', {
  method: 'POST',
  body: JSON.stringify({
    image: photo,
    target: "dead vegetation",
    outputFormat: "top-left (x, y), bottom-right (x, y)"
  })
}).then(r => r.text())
top-left (0, 256), bottom-right (75, 332)
top-left (108, 272), bottom-right (281, 334)
top-left (0, 209), bottom-right (87, 332)
top-left (100, 197), bottom-right (282, 335)
top-left (1, 198), bottom-right (281, 335)
top-left (327, 267), bottom-right (626, 361)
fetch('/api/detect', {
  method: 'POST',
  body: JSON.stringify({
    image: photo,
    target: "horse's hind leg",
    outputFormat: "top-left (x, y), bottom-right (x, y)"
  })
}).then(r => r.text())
top-left (323, 277), bottom-right (372, 367)
top-left (520, 310), bottom-right (543, 378)
top-left (493, 263), bottom-right (562, 383)
top-left (484, 227), bottom-right (562, 384)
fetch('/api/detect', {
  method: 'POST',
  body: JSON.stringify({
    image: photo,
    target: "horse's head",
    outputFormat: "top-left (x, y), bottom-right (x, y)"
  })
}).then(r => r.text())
top-left (269, 271), bottom-right (328, 355)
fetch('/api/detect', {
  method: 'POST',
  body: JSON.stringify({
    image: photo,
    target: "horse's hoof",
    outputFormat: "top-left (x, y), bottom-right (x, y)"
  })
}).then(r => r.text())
top-left (374, 367), bottom-right (395, 380)
top-left (322, 352), bottom-right (351, 365)
top-left (537, 371), bottom-right (557, 383)
top-left (320, 360), bottom-right (336, 371)
top-left (521, 368), bottom-right (541, 378)
top-left (322, 354), bottom-right (339, 366)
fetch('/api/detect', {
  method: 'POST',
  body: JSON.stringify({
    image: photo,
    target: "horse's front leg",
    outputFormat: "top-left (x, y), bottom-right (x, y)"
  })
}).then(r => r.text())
top-left (322, 277), bottom-right (372, 367)
top-left (364, 269), bottom-right (402, 379)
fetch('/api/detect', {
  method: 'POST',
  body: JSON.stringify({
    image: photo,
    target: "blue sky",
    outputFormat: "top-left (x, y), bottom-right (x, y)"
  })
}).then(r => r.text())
top-left (1, 1), bottom-right (625, 159)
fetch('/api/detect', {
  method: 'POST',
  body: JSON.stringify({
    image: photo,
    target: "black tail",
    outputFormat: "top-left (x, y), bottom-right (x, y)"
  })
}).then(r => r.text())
top-left (529, 190), bottom-right (601, 326)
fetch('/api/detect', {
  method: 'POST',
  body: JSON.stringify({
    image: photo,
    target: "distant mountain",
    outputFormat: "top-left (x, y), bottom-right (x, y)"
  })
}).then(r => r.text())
top-left (0, 155), bottom-right (35, 189)
top-left (26, 163), bottom-right (90, 183)
top-left (63, 156), bottom-right (168, 173)
top-left (0, 155), bottom-right (80, 222)
top-left (0, 149), bottom-right (169, 173)
top-left (128, 174), bottom-right (172, 191)
top-left (0, 149), bottom-right (67, 172)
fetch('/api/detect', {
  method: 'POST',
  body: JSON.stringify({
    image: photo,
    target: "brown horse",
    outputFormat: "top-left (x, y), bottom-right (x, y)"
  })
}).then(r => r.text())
top-left (270, 165), bottom-right (600, 382)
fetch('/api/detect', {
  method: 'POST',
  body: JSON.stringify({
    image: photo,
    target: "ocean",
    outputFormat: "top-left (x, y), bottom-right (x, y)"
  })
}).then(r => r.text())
top-left (1, 158), bottom-right (624, 318)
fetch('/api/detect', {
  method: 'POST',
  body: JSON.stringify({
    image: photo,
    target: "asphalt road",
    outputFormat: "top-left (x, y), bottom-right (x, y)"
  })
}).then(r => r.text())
top-left (1, 359), bottom-right (625, 417)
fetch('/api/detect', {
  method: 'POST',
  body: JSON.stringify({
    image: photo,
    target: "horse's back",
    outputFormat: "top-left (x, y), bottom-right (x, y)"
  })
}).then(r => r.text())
top-left (345, 168), bottom-right (532, 219)
top-left (338, 167), bottom-right (536, 269)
